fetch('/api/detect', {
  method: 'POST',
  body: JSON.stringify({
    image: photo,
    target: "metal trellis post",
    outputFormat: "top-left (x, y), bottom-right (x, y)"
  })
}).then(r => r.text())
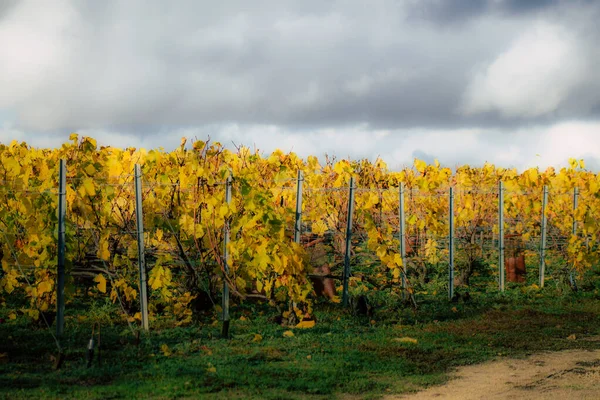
top-left (294, 170), bottom-right (303, 244)
top-left (222, 175), bottom-right (232, 338)
top-left (540, 185), bottom-right (548, 288)
top-left (56, 159), bottom-right (66, 337)
top-left (134, 164), bottom-right (149, 331)
top-left (342, 177), bottom-right (355, 307)
top-left (449, 186), bottom-right (455, 300)
top-left (399, 183), bottom-right (407, 301)
top-left (569, 187), bottom-right (579, 290)
top-left (498, 181), bottom-right (505, 292)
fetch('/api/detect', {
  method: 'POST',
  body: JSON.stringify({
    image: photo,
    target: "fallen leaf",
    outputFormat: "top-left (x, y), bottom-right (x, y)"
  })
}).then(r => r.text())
top-left (296, 320), bottom-right (316, 329)
top-left (160, 344), bottom-right (172, 357)
top-left (252, 334), bottom-right (263, 343)
top-left (393, 337), bottom-right (418, 344)
top-left (206, 363), bottom-right (217, 373)
top-left (567, 334), bottom-right (577, 341)
top-left (283, 330), bottom-right (295, 338)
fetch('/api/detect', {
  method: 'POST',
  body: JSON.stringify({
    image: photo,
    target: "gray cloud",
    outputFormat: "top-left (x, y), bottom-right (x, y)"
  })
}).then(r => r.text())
top-left (1, 0), bottom-right (599, 135)
top-left (408, 0), bottom-right (589, 24)
top-left (0, 1), bottom-right (600, 172)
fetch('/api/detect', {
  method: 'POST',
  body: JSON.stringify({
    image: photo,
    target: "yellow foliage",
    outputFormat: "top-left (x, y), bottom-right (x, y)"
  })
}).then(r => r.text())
top-left (1, 136), bottom-right (599, 324)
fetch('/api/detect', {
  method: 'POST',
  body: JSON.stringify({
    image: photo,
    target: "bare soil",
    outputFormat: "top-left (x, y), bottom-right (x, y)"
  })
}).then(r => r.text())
top-left (390, 341), bottom-right (600, 400)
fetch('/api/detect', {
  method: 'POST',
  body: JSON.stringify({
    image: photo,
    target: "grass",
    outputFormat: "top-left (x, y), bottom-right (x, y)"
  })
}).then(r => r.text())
top-left (1, 288), bottom-right (600, 399)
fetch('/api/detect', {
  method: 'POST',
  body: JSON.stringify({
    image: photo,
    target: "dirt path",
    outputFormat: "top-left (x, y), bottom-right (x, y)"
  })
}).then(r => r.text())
top-left (388, 348), bottom-right (600, 400)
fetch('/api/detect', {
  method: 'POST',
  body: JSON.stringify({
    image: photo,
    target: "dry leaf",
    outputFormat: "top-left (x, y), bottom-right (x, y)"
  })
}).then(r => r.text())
top-left (296, 320), bottom-right (316, 329)
top-left (393, 337), bottom-right (418, 344)
top-left (160, 344), bottom-right (172, 357)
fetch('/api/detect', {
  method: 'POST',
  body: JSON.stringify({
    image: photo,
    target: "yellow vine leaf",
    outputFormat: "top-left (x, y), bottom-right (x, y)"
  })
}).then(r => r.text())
top-left (37, 281), bottom-right (52, 296)
top-left (414, 159), bottom-right (427, 173)
top-left (82, 178), bottom-right (96, 196)
top-left (311, 220), bottom-right (328, 235)
top-left (149, 266), bottom-right (172, 290)
top-left (219, 204), bottom-right (229, 219)
top-left (107, 157), bottom-right (123, 177)
top-left (235, 276), bottom-right (246, 291)
top-left (94, 274), bottom-right (107, 293)
top-left (568, 158), bottom-right (578, 169)
top-left (283, 330), bottom-right (295, 338)
top-left (98, 237), bottom-right (110, 261)
top-left (84, 164), bottom-right (96, 176)
top-left (84, 136), bottom-right (97, 149)
top-left (333, 161), bottom-right (347, 175)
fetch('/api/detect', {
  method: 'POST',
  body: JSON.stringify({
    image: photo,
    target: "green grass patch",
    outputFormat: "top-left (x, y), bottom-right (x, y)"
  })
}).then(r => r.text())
top-left (1, 289), bottom-right (600, 399)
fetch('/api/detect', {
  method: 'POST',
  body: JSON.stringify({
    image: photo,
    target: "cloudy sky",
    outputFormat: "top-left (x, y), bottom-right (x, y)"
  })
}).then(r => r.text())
top-left (1, 0), bottom-right (600, 171)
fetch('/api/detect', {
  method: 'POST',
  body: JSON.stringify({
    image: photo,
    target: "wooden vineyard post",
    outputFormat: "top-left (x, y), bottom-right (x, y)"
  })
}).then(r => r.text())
top-left (134, 164), bottom-right (149, 332)
top-left (399, 183), bottom-right (407, 301)
top-left (294, 170), bottom-right (303, 244)
top-left (539, 185), bottom-right (548, 288)
top-left (569, 188), bottom-right (579, 290)
top-left (56, 159), bottom-right (66, 337)
top-left (222, 175), bottom-right (232, 338)
top-left (342, 177), bottom-right (356, 308)
top-left (498, 181), bottom-right (505, 292)
top-left (449, 187), bottom-right (455, 300)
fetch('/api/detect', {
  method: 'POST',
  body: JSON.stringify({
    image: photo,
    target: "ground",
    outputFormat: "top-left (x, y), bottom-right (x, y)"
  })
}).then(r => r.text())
top-left (393, 343), bottom-right (600, 399)
top-left (2, 289), bottom-right (600, 399)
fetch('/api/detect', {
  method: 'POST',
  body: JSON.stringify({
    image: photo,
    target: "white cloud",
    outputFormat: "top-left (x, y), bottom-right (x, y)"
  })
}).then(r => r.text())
top-left (3, 122), bottom-right (600, 173)
top-left (461, 21), bottom-right (588, 118)
top-left (0, 0), bottom-right (76, 110)
top-left (533, 121), bottom-right (600, 169)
